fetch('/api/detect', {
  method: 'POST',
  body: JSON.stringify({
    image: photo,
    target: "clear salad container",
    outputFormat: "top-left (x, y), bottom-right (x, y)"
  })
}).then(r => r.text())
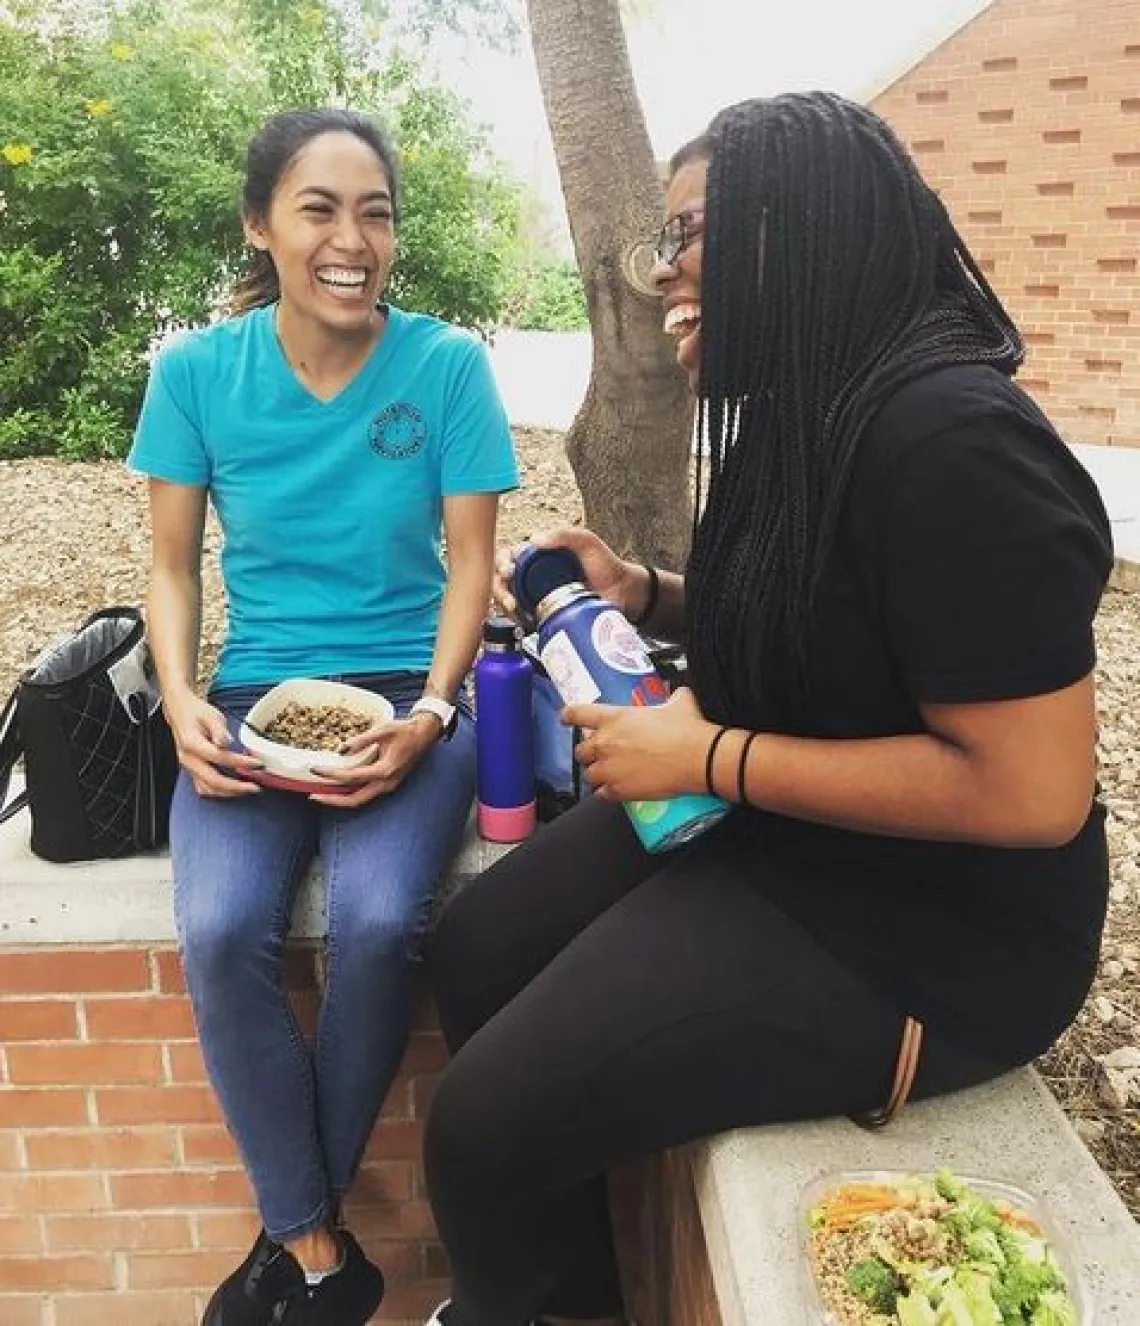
top-left (798, 1170), bottom-right (1092, 1325)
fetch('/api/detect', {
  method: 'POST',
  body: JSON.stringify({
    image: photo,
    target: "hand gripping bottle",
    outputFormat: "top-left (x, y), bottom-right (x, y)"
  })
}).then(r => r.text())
top-left (474, 617), bottom-right (537, 843)
top-left (511, 545), bottom-right (729, 852)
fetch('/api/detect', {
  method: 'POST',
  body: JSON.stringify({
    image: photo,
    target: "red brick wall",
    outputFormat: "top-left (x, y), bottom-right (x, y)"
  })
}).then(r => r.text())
top-left (871, 0), bottom-right (1140, 446)
top-left (0, 945), bottom-right (448, 1326)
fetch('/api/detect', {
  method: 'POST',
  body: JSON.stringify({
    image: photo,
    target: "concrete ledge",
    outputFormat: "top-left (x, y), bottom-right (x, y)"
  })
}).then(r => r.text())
top-left (693, 1068), bottom-right (1140, 1324)
top-left (0, 776), bottom-right (510, 944)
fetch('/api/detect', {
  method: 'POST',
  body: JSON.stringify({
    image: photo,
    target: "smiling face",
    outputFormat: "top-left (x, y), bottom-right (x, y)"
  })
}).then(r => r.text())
top-left (242, 130), bottom-right (396, 336)
top-left (653, 155), bottom-right (708, 386)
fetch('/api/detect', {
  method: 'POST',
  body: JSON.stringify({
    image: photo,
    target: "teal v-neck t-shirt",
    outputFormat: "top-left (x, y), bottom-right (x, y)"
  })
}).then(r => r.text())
top-left (129, 304), bottom-right (519, 688)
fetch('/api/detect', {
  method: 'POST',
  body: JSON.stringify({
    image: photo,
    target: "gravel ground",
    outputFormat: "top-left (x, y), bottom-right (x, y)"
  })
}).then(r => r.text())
top-left (0, 434), bottom-right (1136, 1218)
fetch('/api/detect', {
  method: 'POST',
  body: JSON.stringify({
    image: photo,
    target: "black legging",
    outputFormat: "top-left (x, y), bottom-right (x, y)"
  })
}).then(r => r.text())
top-left (424, 797), bottom-right (1009, 1326)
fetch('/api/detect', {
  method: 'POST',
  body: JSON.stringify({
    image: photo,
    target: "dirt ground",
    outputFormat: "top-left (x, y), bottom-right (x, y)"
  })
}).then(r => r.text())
top-left (1, 429), bottom-right (1136, 1219)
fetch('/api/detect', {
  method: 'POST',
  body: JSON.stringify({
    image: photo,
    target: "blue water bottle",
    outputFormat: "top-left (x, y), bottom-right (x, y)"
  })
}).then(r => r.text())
top-left (511, 546), bottom-right (730, 852)
top-left (475, 616), bottom-right (537, 843)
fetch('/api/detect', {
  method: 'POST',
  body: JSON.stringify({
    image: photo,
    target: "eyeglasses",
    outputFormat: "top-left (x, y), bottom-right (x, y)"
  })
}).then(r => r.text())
top-left (622, 206), bottom-right (706, 297)
top-left (654, 207), bottom-right (705, 267)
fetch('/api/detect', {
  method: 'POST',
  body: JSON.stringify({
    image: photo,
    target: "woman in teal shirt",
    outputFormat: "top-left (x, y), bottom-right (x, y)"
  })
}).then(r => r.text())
top-left (129, 108), bottom-right (517, 1326)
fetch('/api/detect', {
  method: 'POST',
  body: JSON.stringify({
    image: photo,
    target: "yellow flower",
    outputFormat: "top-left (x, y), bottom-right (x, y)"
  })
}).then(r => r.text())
top-left (110, 42), bottom-right (135, 61)
top-left (1, 143), bottom-right (33, 166)
top-left (85, 99), bottom-right (114, 118)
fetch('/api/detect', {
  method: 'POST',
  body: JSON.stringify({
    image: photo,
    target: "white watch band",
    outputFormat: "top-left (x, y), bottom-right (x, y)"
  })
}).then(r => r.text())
top-left (409, 696), bottom-right (457, 735)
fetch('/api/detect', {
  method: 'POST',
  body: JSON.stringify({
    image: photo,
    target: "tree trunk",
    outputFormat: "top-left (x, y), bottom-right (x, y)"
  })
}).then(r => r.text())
top-left (525, 0), bottom-right (693, 569)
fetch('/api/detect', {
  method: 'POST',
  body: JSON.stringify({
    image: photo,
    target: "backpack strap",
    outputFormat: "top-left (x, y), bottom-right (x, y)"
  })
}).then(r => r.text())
top-left (0, 687), bottom-right (29, 828)
top-left (128, 691), bottom-right (162, 852)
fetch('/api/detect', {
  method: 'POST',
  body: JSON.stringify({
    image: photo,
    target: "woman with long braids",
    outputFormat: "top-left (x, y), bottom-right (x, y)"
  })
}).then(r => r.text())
top-left (420, 93), bottom-right (1112, 1326)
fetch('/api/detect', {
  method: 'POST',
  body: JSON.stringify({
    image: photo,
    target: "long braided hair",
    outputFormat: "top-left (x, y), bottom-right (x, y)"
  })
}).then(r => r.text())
top-left (684, 93), bottom-right (1024, 730)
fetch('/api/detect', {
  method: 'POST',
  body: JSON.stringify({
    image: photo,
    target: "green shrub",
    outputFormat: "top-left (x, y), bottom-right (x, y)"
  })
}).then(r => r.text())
top-left (0, 0), bottom-right (526, 461)
top-left (0, 408), bottom-right (51, 459)
top-left (510, 258), bottom-right (589, 332)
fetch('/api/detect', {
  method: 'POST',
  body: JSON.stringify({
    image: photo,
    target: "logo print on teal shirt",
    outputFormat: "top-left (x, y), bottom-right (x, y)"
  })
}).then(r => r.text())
top-left (370, 403), bottom-right (426, 459)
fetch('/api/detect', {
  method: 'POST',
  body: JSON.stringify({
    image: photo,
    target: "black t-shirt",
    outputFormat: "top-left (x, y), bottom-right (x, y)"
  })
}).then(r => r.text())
top-left (730, 364), bottom-right (1114, 1064)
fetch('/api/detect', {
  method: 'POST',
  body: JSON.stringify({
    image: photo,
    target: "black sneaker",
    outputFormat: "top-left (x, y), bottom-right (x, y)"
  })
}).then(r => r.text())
top-left (202, 1230), bottom-right (301, 1326)
top-left (276, 1230), bottom-right (385, 1326)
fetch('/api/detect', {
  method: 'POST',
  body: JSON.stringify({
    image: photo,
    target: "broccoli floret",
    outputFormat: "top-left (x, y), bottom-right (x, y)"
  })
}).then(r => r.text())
top-left (995, 1223), bottom-right (1026, 1262)
top-left (940, 1198), bottom-right (1003, 1244)
top-left (999, 1226), bottom-right (1051, 1269)
top-left (934, 1168), bottom-right (966, 1203)
top-left (962, 1228), bottom-right (1007, 1270)
top-left (845, 1257), bottom-right (900, 1313)
top-left (992, 1254), bottom-right (1065, 1319)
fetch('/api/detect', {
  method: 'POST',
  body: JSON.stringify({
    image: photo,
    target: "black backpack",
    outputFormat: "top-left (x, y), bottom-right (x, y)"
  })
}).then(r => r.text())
top-left (0, 606), bottom-right (178, 863)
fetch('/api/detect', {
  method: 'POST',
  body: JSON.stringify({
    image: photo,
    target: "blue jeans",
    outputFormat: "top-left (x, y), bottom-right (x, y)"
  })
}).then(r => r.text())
top-left (170, 672), bottom-right (475, 1241)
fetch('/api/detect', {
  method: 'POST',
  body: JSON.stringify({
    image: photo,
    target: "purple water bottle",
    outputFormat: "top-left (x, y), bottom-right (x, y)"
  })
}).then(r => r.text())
top-left (475, 617), bottom-right (537, 843)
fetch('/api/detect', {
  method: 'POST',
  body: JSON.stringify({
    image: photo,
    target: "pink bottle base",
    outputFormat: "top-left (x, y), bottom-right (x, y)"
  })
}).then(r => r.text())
top-left (478, 801), bottom-right (537, 843)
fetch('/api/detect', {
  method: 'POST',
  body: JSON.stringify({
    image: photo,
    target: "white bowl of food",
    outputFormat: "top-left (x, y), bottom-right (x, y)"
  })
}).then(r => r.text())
top-left (238, 679), bottom-right (394, 793)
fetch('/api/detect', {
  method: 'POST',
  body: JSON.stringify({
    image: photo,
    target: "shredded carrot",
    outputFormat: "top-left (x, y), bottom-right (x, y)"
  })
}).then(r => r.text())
top-left (811, 1180), bottom-right (929, 1233)
top-left (1000, 1210), bottom-right (1042, 1235)
top-left (832, 1184), bottom-right (899, 1202)
top-left (823, 1201), bottom-right (895, 1216)
top-left (815, 1190), bottom-right (902, 1229)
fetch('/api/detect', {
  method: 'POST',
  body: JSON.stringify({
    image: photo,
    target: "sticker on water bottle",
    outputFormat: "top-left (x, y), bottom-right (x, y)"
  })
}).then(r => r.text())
top-left (540, 631), bottom-right (602, 704)
top-left (591, 610), bottom-right (653, 675)
top-left (628, 800), bottom-right (668, 824)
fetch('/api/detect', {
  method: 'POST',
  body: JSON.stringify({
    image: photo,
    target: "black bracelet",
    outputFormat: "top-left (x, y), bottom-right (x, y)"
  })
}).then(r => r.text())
top-left (628, 564), bottom-right (660, 629)
top-left (704, 725), bottom-right (732, 799)
top-left (737, 731), bottom-right (760, 805)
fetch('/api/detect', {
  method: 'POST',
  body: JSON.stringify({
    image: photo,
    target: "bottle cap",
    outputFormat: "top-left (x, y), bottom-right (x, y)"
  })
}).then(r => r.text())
top-left (482, 616), bottom-right (520, 647)
top-left (511, 544), bottom-right (586, 618)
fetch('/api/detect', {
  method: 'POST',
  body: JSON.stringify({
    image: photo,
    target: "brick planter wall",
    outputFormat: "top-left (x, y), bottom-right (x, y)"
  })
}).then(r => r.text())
top-left (0, 943), bottom-right (448, 1326)
top-left (613, 1153), bottom-right (721, 1326)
